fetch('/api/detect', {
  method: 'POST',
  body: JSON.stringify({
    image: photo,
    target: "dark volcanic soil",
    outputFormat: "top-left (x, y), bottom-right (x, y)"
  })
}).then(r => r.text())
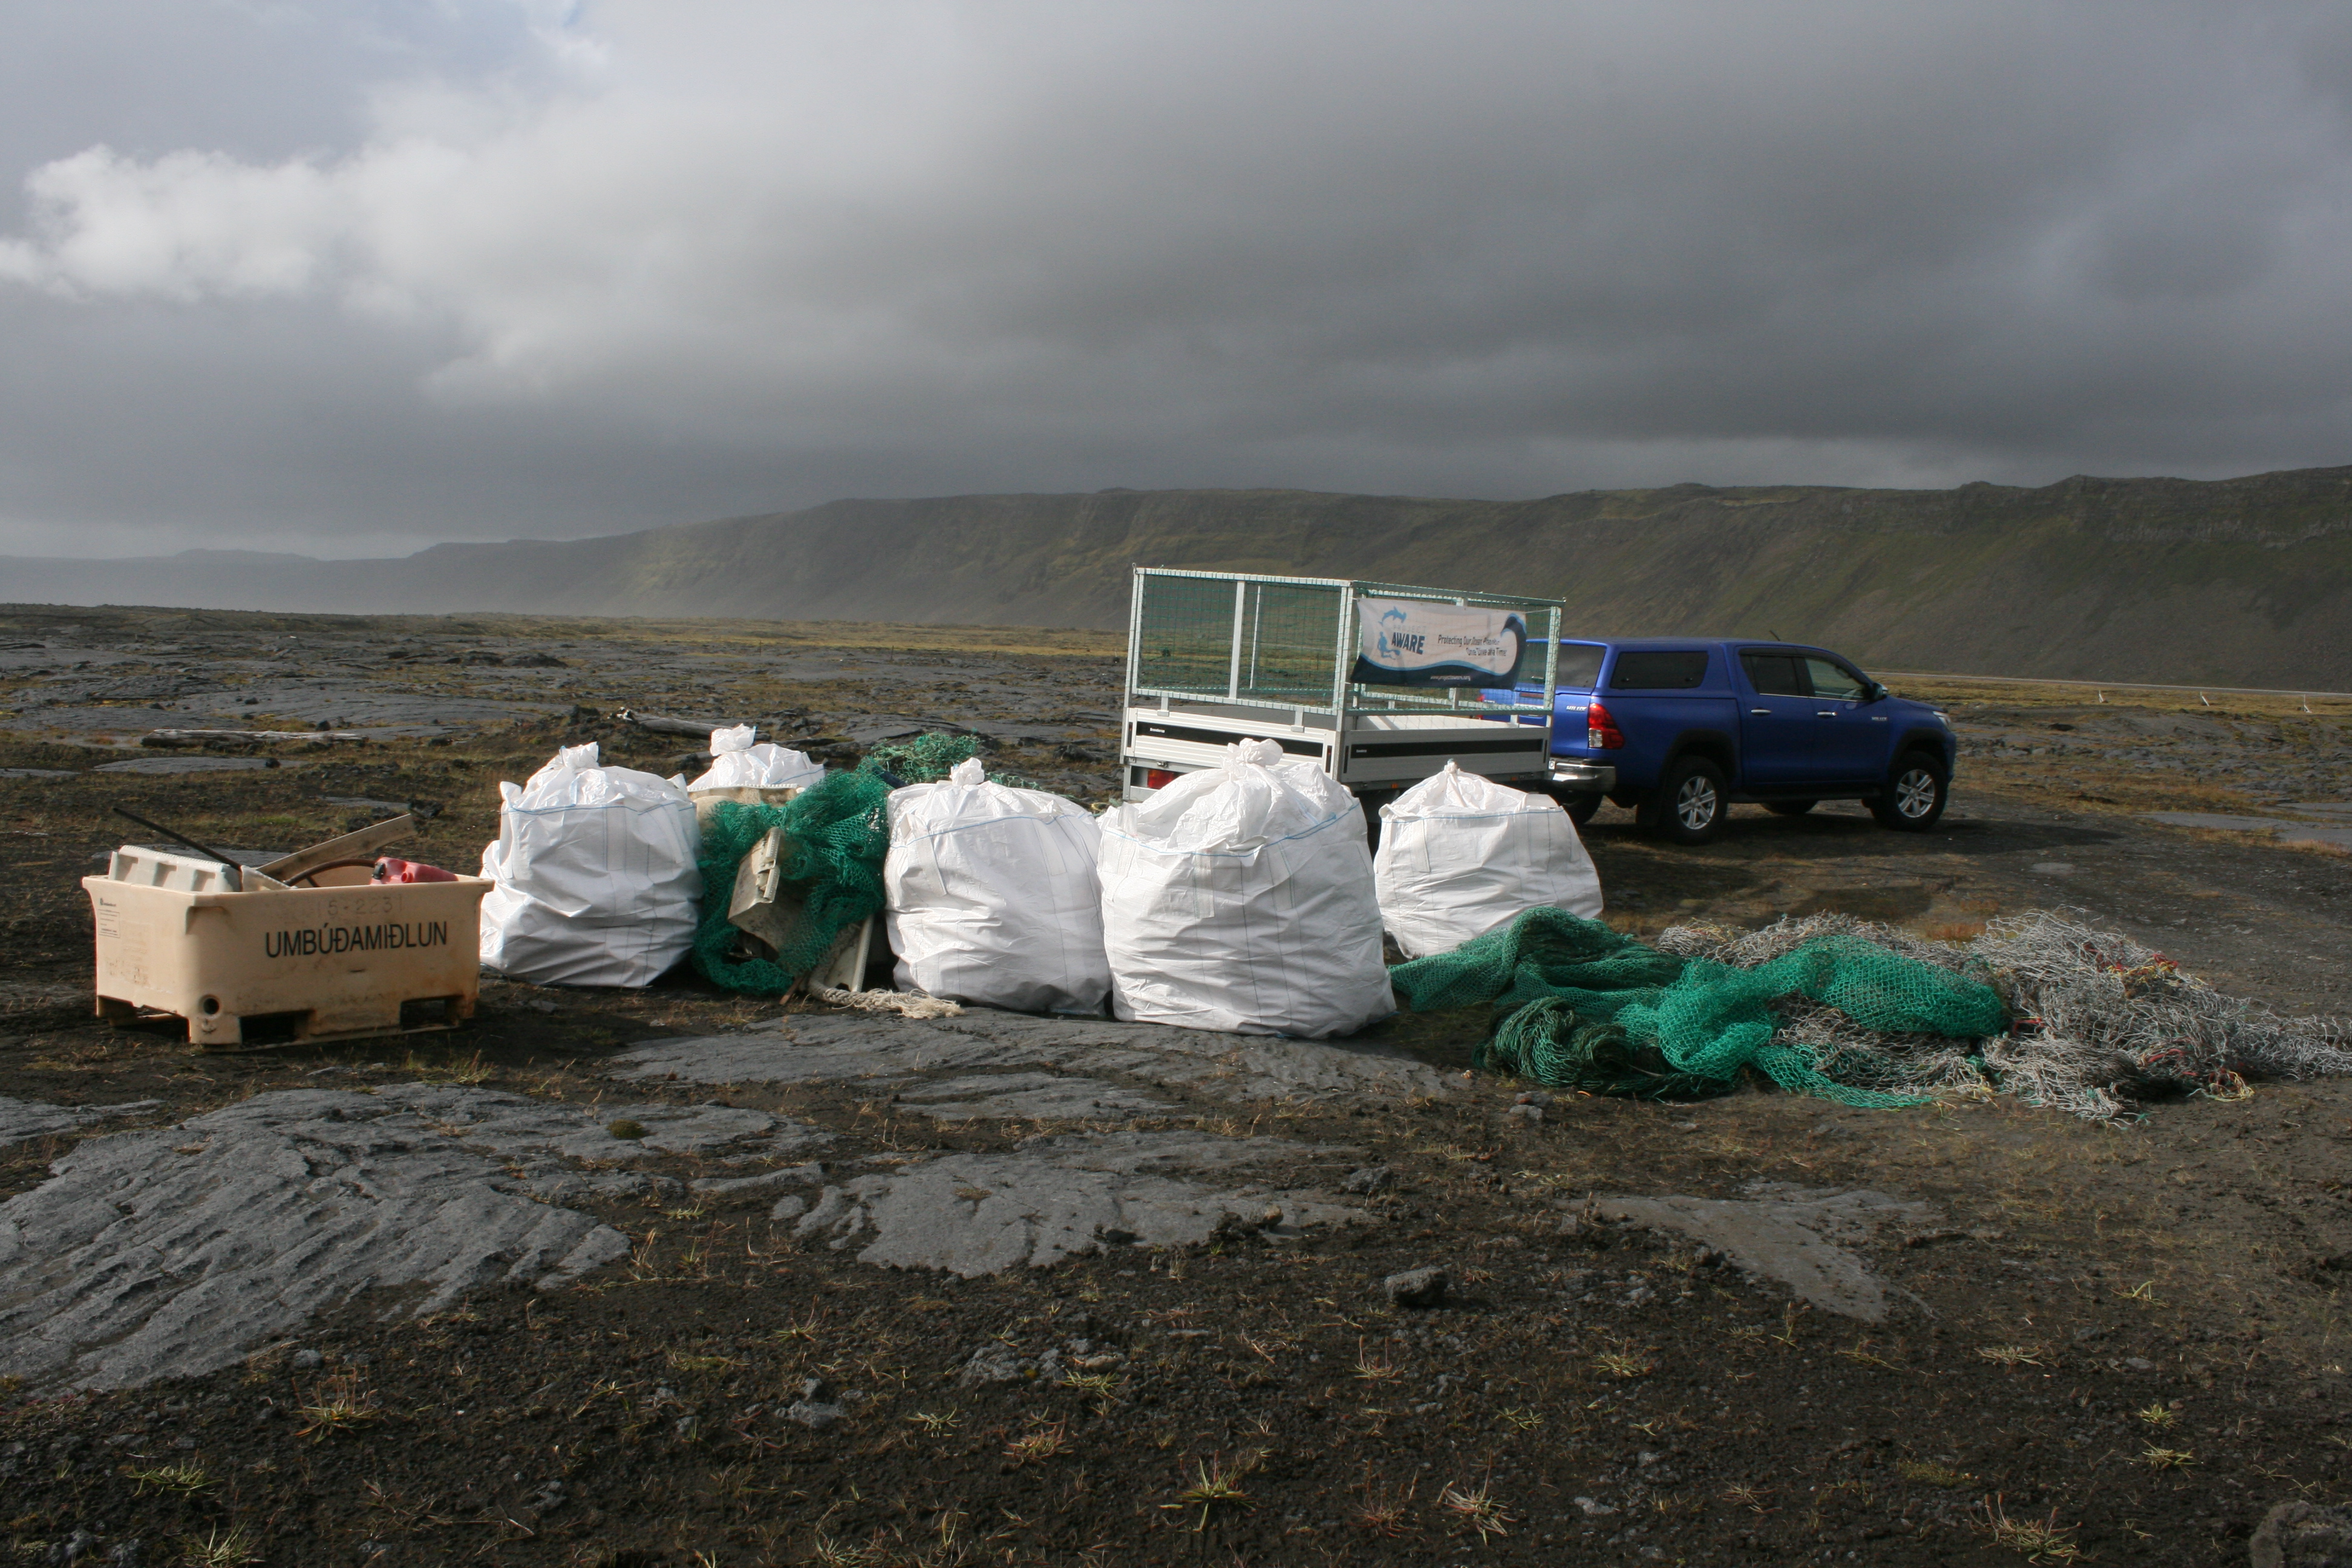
top-left (4, 605), bottom-right (2352, 1567)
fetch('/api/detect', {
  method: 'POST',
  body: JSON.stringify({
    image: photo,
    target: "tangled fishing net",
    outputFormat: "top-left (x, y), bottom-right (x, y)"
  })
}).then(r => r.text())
top-left (1391, 906), bottom-right (2352, 1121)
top-left (691, 769), bottom-right (890, 994)
top-left (857, 731), bottom-right (1037, 788)
top-left (692, 731), bottom-right (1040, 994)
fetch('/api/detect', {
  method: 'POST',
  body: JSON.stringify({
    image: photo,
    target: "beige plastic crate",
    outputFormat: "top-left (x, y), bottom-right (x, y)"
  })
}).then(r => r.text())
top-left (85, 867), bottom-right (492, 1048)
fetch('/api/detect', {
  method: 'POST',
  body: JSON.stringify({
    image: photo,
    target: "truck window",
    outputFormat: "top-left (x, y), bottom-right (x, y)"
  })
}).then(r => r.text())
top-left (1803, 656), bottom-right (1866, 701)
top-left (1549, 643), bottom-right (1606, 688)
top-left (1609, 650), bottom-right (1710, 690)
top-left (1740, 652), bottom-right (1805, 696)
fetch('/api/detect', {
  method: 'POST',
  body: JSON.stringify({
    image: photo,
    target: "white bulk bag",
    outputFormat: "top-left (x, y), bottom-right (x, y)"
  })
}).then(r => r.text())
top-left (687, 725), bottom-right (824, 794)
top-left (479, 742), bottom-right (704, 987)
top-left (884, 759), bottom-right (1109, 1013)
top-left (1373, 760), bottom-right (1603, 957)
top-left (1097, 738), bottom-right (1393, 1037)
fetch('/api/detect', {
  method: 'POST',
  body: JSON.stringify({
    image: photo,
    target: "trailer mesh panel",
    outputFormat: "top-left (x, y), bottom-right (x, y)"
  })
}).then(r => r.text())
top-left (1133, 573), bottom-right (1344, 706)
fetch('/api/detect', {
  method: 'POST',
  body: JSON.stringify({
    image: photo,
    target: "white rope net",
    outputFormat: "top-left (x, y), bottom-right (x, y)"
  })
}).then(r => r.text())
top-left (1655, 909), bottom-right (2352, 1122)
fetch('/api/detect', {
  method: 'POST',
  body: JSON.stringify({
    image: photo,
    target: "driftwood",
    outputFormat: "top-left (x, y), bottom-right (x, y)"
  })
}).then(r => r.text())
top-left (618, 709), bottom-right (745, 740)
top-left (256, 817), bottom-right (417, 884)
top-left (140, 729), bottom-right (363, 747)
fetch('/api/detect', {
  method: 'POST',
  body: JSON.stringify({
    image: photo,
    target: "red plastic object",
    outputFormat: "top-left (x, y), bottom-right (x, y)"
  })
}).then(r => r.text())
top-left (373, 857), bottom-right (459, 884)
top-left (1586, 701), bottom-right (1626, 751)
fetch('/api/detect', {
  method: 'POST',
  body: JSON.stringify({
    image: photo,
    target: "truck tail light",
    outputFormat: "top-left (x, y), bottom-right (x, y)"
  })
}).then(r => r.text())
top-left (1587, 702), bottom-right (1625, 751)
top-left (1145, 768), bottom-right (1177, 790)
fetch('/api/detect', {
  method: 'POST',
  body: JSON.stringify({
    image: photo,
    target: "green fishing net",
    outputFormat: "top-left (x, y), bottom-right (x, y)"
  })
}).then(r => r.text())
top-left (690, 769), bottom-right (891, 993)
top-left (857, 731), bottom-right (1040, 788)
top-left (1389, 906), bottom-right (2009, 1105)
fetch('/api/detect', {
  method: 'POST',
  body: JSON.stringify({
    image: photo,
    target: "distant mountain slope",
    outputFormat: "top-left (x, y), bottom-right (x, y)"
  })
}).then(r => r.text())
top-left (8, 465), bottom-right (2352, 687)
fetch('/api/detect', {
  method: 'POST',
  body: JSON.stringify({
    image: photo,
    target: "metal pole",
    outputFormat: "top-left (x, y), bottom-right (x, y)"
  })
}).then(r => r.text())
top-left (1247, 583), bottom-right (1262, 696)
top-left (1333, 582), bottom-right (1354, 724)
top-left (1227, 580), bottom-right (1246, 701)
top-left (1126, 567), bottom-right (1146, 704)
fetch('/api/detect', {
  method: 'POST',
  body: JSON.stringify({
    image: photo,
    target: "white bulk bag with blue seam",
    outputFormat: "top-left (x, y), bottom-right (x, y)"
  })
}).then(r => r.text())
top-left (1097, 739), bottom-right (1393, 1037)
top-left (884, 759), bottom-right (1109, 1013)
top-left (478, 742), bottom-right (703, 987)
top-left (1373, 760), bottom-right (1602, 958)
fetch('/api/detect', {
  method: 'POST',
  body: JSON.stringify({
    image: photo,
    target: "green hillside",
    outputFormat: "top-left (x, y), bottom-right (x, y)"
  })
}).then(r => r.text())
top-left (8, 465), bottom-right (2351, 688)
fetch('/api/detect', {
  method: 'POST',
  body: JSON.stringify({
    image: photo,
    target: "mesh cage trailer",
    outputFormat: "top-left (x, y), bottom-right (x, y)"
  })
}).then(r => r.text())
top-left (1120, 568), bottom-right (1563, 802)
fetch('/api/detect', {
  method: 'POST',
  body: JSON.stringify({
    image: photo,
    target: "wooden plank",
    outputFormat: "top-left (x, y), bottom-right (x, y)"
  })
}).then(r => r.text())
top-left (256, 815), bottom-right (417, 883)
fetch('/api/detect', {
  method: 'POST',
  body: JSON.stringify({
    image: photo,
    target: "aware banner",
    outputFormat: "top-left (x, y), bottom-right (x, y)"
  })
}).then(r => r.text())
top-left (1351, 599), bottom-right (1528, 687)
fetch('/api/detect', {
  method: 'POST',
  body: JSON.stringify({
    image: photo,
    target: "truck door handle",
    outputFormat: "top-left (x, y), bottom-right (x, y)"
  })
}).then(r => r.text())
top-left (1750, 708), bottom-right (1771, 715)
top-left (1815, 710), bottom-right (1839, 717)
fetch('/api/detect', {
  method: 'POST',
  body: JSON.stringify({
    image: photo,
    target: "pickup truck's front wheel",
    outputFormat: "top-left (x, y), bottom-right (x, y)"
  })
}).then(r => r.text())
top-left (1648, 756), bottom-right (1728, 845)
top-left (1869, 753), bottom-right (1948, 831)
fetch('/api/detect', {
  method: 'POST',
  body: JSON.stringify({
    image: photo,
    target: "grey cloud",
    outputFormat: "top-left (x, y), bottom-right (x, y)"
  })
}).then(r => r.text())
top-left (3, 1), bottom-right (2352, 558)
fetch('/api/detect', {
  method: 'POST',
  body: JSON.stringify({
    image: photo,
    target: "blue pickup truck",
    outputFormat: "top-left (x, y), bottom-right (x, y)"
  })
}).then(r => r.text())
top-left (1486, 638), bottom-right (1957, 844)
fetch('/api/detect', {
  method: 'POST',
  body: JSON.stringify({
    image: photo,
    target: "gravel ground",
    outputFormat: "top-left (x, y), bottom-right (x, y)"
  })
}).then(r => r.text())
top-left (2, 604), bottom-right (2350, 1566)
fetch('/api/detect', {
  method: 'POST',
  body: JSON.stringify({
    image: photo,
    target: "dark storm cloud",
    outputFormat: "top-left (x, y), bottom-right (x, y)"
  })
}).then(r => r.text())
top-left (2, 2), bottom-right (2350, 557)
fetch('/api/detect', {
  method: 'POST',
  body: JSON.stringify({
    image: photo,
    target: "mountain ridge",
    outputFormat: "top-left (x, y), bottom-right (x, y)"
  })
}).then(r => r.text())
top-left (7, 464), bottom-right (2351, 687)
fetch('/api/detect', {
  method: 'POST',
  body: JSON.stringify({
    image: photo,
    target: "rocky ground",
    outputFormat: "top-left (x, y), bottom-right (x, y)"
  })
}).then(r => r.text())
top-left (4, 604), bottom-right (2352, 1567)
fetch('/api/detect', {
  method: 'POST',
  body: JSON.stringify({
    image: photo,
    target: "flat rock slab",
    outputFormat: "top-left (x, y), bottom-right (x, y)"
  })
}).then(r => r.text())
top-left (0, 1094), bottom-right (165, 1148)
top-left (0, 768), bottom-right (78, 779)
top-left (791, 1129), bottom-right (1357, 1276)
top-left (93, 755), bottom-right (278, 774)
top-left (0, 1083), bottom-right (826, 1391)
top-left (890, 1072), bottom-right (1177, 1122)
top-left (1594, 1184), bottom-right (1938, 1322)
top-left (2251, 1500), bottom-right (2352, 1568)
top-left (616, 1010), bottom-right (1455, 1109)
top-left (2145, 811), bottom-right (2352, 849)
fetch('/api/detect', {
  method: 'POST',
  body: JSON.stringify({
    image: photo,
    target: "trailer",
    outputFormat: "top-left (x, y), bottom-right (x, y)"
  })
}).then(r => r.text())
top-left (1119, 568), bottom-right (1567, 808)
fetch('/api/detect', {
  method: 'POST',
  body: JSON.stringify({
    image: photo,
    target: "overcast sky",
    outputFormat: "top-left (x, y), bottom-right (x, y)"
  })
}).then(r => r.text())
top-left (3, 2), bottom-right (2350, 558)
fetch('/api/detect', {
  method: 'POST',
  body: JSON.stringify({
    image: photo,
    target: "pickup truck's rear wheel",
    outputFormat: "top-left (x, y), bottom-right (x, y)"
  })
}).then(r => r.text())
top-left (1765, 800), bottom-right (1817, 817)
top-left (1869, 753), bottom-right (1947, 831)
top-left (1650, 756), bottom-right (1728, 845)
top-left (1557, 792), bottom-right (1602, 827)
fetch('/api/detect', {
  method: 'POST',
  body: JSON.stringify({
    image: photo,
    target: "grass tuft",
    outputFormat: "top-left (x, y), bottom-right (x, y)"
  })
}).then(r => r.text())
top-left (1003, 1419), bottom-right (1068, 1465)
top-left (1438, 1480), bottom-right (1515, 1543)
top-left (295, 1382), bottom-right (384, 1440)
top-left (1594, 1340), bottom-right (1657, 1379)
top-left (1167, 1455), bottom-right (1256, 1532)
top-left (178, 1524), bottom-right (263, 1568)
top-left (1978, 1496), bottom-right (2083, 1563)
top-left (1352, 1475), bottom-right (1416, 1537)
top-left (1898, 1459), bottom-right (1978, 1489)
top-left (125, 1462), bottom-right (214, 1497)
